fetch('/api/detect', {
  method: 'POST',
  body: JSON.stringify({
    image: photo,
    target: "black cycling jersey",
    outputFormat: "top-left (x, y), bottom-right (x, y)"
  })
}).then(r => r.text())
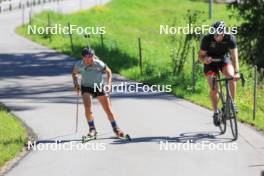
top-left (200, 34), bottom-right (237, 61)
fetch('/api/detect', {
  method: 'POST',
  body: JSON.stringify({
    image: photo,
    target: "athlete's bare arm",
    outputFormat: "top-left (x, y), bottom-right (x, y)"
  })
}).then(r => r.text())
top-left (104, 66), bottom-right (112, 93)
top-left (72, 66), bottom-right (80, 92)
top-left (230, 48), bottom-right (239, 73)
top-left (199, 49), bottom-right (212, 65)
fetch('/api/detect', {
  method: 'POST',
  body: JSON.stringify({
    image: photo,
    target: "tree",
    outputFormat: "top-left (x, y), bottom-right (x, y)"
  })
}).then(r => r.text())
top-left (228, 0), bottom-right (264, 68)
top-left (170, 10), bottom-right (204, 75)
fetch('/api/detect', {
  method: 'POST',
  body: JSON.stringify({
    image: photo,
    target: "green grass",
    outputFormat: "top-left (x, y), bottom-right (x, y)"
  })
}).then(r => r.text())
top-left (16, 0), bottom-right (264, 130)
top-left (0, 106), bottom-right (28, 168)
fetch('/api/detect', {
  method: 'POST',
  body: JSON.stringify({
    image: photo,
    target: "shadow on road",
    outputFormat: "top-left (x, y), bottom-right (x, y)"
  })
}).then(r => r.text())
top-left (25, 131), bottom-right (235, 147)
top-left (112, 131), bottom-right (234, 145)
top-left (0, 51), bottom-right (182, 106)
top-left (35, 136), bottom-right (115, 144)
top-left (0, 52), bottom-right (77, 104)
top-left (0, 52), bottom-right (74, 78)
top-left (33, 132), bottom-right (115, 145)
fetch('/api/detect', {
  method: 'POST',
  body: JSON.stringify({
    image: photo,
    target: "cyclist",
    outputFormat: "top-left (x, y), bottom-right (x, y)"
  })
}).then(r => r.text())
top-left (72, 47), bottom-right (126, 138)
top-left (198, 21), bottom-right (240, 126)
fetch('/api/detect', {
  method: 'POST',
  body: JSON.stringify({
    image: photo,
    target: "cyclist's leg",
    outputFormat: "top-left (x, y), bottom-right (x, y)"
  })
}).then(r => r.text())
top-left (204, 63), bottom-right (219, 112)
top-left (221, 63), bottom-right (236, 100)
top-left (206, 73), bottom-right (219, 112)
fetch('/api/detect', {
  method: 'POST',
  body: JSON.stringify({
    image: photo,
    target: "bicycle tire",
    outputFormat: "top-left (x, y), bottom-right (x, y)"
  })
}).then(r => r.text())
top-left (219, 109), bottom-right (227, 134)
top-left (218, 91), bottom-right (227, 134)
top-left (228, 99), bottom-right (238, 140)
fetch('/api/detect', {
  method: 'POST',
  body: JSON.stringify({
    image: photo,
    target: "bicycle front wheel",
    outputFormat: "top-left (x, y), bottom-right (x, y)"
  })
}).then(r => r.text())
top-left (228, 99), bottom-right (238, 140)
top-left (219, 110), bottom-right (227, 134)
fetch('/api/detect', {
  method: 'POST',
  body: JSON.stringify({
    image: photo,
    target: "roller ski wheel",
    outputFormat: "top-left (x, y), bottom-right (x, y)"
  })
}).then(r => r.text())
top-left (82, 129), bottom-right (97, 143)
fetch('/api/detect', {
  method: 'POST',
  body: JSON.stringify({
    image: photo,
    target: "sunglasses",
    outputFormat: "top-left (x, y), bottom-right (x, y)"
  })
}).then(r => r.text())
top-left (214, 33), bottom-right (224, 37)
top-left (84, 54), bottom-right (93, 58)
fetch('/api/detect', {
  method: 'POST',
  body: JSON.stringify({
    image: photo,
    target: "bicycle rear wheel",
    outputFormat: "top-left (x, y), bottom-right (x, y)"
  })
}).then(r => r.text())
top-left (228, 99), bottom-right (238, 140)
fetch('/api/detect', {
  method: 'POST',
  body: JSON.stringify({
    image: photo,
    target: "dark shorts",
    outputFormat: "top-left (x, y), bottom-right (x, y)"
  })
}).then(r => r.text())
top-left (204, 59), bottom-right (232, 76)
top-left (81, 86), bottom-right (105, 98)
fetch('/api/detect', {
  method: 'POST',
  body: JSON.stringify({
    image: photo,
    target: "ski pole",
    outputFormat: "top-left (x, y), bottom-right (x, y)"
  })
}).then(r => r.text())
top-left (75, 91), bottom-right (79, 133)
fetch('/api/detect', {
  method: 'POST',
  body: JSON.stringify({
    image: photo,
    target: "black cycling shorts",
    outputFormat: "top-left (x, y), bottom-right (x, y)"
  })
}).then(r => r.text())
top-left (81, 86), bottom-right (105, 98)
top-left (204, 60), bottom-right (232, 76)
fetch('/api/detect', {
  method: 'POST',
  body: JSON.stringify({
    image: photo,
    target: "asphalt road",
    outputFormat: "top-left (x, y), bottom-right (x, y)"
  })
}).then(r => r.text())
top-left (0, 1), bottom-right (264, 176)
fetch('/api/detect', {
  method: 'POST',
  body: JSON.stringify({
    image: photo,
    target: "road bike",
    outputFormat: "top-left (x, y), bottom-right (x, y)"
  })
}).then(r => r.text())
top-left (212, 72), bottom-right (245, 140)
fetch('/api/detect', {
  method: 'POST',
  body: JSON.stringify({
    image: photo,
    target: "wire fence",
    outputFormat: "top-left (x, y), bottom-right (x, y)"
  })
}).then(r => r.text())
top-left (0, 0), bottom-right (65, 13)
top-left (25, 11), bottom-right (264, 122)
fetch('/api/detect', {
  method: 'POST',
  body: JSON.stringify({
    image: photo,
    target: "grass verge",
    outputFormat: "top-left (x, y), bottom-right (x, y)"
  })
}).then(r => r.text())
top-left (0, 104), bottom-right (28, 168)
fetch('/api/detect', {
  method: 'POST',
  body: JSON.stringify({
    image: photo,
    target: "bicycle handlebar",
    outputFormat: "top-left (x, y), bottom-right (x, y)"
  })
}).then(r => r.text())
top-left (212, 73), bottom-right (245, 91)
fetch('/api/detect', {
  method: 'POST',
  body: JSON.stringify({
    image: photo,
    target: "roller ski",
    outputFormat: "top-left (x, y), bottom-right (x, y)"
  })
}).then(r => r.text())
top-left (82, 128), bottom-right (97, 143)
top-left (113, 127), bottom-right (131, 141)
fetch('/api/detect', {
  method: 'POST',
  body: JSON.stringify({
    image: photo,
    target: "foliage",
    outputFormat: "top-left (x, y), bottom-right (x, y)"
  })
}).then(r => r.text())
top-left (228, 0), bottom-right (264, 68)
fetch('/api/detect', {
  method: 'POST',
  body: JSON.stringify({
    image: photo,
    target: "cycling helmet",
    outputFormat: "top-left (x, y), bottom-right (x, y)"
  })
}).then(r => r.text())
top-left (211, 20), bottom-right (226, 34)
top-left (82, 47), bottom-right (95, 57)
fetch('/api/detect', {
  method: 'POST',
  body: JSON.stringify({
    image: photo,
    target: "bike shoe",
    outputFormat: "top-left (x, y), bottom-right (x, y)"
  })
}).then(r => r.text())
top-left (213, 111), bottom-right (220, 126)
top-left (233, 102), bottom-right (239, 113)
